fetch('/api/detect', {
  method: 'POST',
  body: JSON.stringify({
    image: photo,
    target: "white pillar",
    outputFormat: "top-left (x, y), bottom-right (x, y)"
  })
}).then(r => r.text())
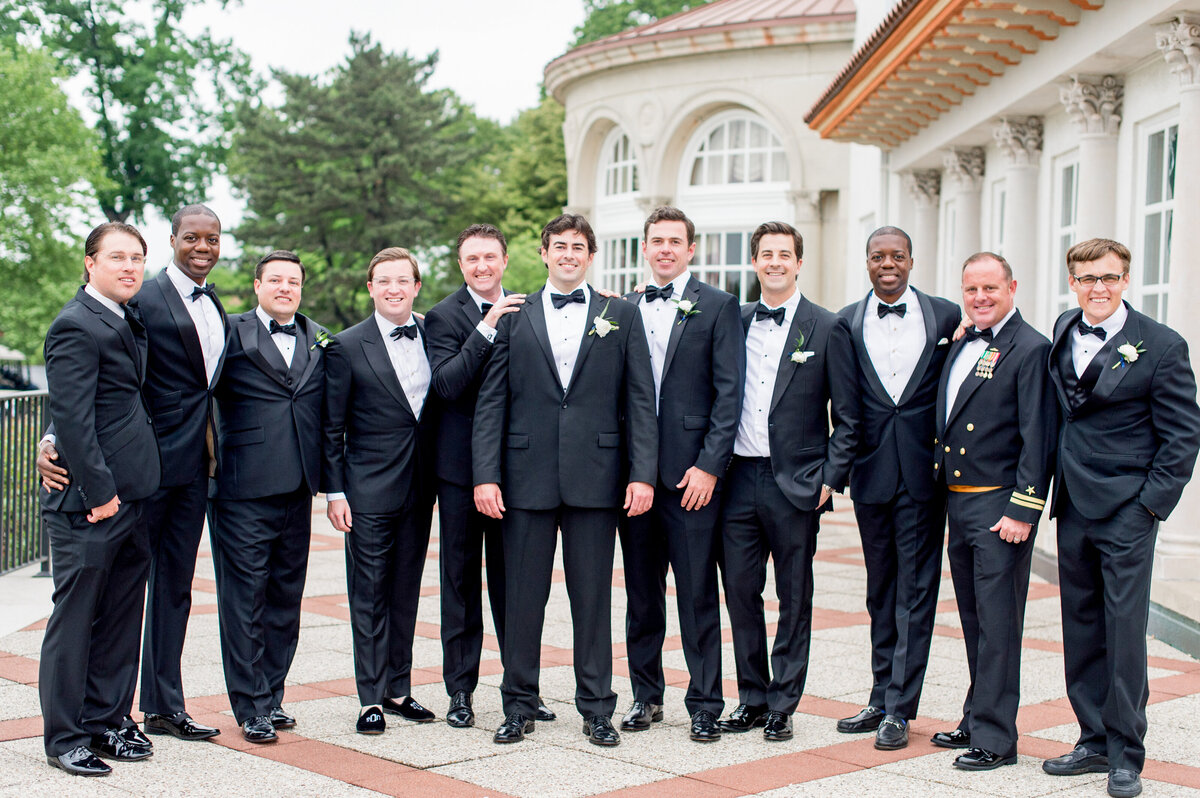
top-left (901, 170), bottom-right (941, 290)
top-left (1154, 16), bottom-right (1200, 580)
top-left (993, 117), bottom-right (1043, 313)
top-left (942, 148), bottom-right (985, 297)
top-left (1059, 75), bottom-right (1123, 241)
top-left (791, 190), bottom-right (825, 305)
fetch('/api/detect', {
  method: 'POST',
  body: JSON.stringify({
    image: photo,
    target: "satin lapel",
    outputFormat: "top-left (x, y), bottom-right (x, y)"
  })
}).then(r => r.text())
top-left (79, 290), bottom-right (141, 378)
top-left (1047, 309), bottom-right (1080, 412)
top-left (1080, 309), bottom-right (1141, 411)
top-left (457, 284), bottom-right (483, 327)
top-left (566, 291), bottom-right (606, 394)
top-left (523, 289), bottom-right (564, 394)
top-left (361, 322), bottom-right (412, 414)
top-left (127, 307), bottom-right (148, 381)
top-left (662, 277), bottom-right (699, 379)
top-left (741, 302), bottom-right (755, 334)
top-left (896, 289), bottom-right (939, 406)
top-left (849, 294), bottom-right (892, 407)
top-left (770, 298), bottom-right (815, 414)
top-left (937, 336), bottom-right (967, 432)
top-left (209, 290), bottom-right (230, 389)
top-left (238, 315), bottom-right (291, 389)
top-left (153, 270), bottom-right (208, 382)
top-left (295, 315), bottom-right (322, 391)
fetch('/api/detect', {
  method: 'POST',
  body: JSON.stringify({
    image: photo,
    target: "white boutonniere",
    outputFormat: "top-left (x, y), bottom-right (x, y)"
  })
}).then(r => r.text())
top-left (1113, 341), bottom-right (1146, 369)
top-left (311, 329), bottom-right (332, 350)
top-left (937, 337), bottom-right (949, 346)
top-left (672, 298), bottom-right (701, 325)
top-left (589, 301), bottom-right (620, 338)
top-left (790, 332), bottom-right (815, 364)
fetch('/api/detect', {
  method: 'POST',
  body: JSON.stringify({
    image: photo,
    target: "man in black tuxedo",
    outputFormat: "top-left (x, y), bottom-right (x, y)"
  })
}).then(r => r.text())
top-left (39, 222), bottom-right (162, 776)
top-left (322, 247), bottom-right (440, 735)
top-left (835, 227), bottom-right (960, 750)
top-left (209, 250), bottom-right (326, 743)
top-left (1041, 239), bottom-right (1200, 798)
top-left (618, 207), bottom-right (743, 742)
top-left (719, 221), bottom-right (859, 742)
top-left (37, 206), bottom-right (228, 742)
top-left (473, 214), bottom-right (658, 747)
top-left (933, 252), bottom-right (1057, 771)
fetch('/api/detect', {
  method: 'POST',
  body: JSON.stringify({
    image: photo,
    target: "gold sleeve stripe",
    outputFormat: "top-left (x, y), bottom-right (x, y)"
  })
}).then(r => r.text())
top-left (1010, 494), bottom-right (1045, 510)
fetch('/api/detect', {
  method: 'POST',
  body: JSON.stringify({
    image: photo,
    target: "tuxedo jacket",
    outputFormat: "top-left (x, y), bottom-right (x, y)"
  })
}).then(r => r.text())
top-left (425, 284), bottom-right (498, 487)
top-left (624, 276), bottom-right (744, 485)
top-left (740, 297), bottom-right (859, 511)
top-left (934, 310), bottom-right (1057, 523)
top-left (472, 289), bottom-right (658, 510)
top-left (840, 289), bottom-right (961, 504)
top-left (1048, 302), bottom-right (1200, 521)
top-left (41, 288), bottom-right (161, 512)
top-left (321, 316), bottom-right (438, 514)
top-left (212, 310), bottom-right (326, 501)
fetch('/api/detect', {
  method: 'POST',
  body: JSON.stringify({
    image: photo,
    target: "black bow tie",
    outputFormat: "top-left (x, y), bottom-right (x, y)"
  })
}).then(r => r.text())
top-left (644, 283), bottom-right (674, 302)
top-left (1077, 320), bottom-right (1107, 341)
top-left (269, 319), bottom-right (297, 336)
top-left (390, 324), bottom-right (419, 341)
top-left (755, 304), bottom-right (786, 326)
top-left (963, 327), bottom-right (993, 342)
top-left (550, 288), bottom-right (585, 309)
top-left (878, 302), bottom-right (906, 318)
top-left (480, 302), bottom-right (493, 315)
top-left (190, 284), bottom-right (217, 302)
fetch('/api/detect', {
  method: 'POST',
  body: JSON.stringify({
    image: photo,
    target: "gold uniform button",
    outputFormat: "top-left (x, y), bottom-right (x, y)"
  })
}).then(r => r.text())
top-left (966, 423), bottom-right (974, 431)
top-left (960, 448), bottom-right (966, 455)
top-left (934, 463), bottom-right (939, 469)
top-left (944, 446), bottom-right (951, 452)
top-left (934, 438), bottom-right (939, 444)
top-left (954, 470), bottom-right (961, 477)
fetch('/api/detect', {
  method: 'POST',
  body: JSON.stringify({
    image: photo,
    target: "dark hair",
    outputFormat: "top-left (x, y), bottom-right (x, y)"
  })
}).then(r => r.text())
top-left (643, 206), bottom-right (695, 245)
top-left (866, 226), bottom-right (912, 257)
top-left (170, 204), bottom-right (221, 235)
top-left (1066, 238), bottom-right (1131, 275)
top-left (962, 251), bottom-right (1013, 281)
top-left (456, 224), bottom-right (507, 257)
top-left (368, 247), bottom-right (421, 282)
top-left (83, 222), bottom-right (147, 281)
top-left (750, 221), bottom-right (803, 260)
top-left (255, 249), bottom-right (305, 282)
top-left (540, 213), bottom-right (596, 254)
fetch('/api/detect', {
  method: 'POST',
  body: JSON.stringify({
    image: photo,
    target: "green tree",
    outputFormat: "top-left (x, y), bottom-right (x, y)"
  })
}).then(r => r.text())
top-left (2, 0), bottom-right (254, 223)
top-left (230, 34), bottom-right (490, 329)
top-left (573, 0), bottom-right (713, 46)
top-left (0, 44), bottom-right (109, 360)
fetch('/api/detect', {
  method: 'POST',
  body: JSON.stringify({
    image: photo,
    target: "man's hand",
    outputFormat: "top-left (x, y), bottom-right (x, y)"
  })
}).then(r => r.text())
top-left (475, 483), bottom-right (506, 519)
top-left (624, 481), bottom-right (654, 517)
top-left (37, 441), bottom-right (70, 492)
top-left (594, 287), bottom-right (623, 299)
top-left (818, 485), bottom-right (833, 509)
top-left (327, 498), bottom-right (353, 533)
top-left (677, 467), bottom-right (717, 511)
top-left (990, 515), bottom-right (1032, 544)
top-left (952, 315), bottom-right (972, 342)
top-left (483, 293), bottom-right (525, 328)
top-left (87, 495), bottom-right (120, 524)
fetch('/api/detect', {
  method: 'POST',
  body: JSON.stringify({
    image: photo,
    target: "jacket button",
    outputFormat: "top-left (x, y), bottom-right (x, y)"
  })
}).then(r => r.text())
top-left (953, 470), bottom-right (961, 477)
top-left (561, 402), bottom-right (567, 409)
top-left (959, 448), bottom-right (965, 455)
top-left (966, 423), bottom-right (974, 431)
top-left (287, 377), bottom-right (294, 386)
top-left (934, 463), bottom-right (939, 470)
top-left (944, 446), bottom-right (950, 453)
top-left (894, 408), bottom-right (900, 415)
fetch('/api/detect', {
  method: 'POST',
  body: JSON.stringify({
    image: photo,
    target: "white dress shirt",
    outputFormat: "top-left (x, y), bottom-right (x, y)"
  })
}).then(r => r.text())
top-left (165, 262), bottom-right (225, 385)
top-left (541, 282), bottom-right (591, 390)
top-left (734, 290), bottom-right (802, 458)
top-left (467, 284), bottom-right (500, 344)
top-left (1071, 302), bottom-right (1128, 377)
top-left (255, 305), bottom-right (296, 367)
top-left (639, 269), bottom-right (692, 406)
top-left (374, 312), bottom-right (431, 418)
top-left (944, 306), bottom-right (1017, 424)
top-left (864, 287), bottom-right (925, 403)
top-left (84, 283), bottom-right (125, 319)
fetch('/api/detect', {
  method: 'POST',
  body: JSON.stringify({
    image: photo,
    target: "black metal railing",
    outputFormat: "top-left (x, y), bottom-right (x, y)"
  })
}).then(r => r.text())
top-left (0, 390), bottom-right (48, 574)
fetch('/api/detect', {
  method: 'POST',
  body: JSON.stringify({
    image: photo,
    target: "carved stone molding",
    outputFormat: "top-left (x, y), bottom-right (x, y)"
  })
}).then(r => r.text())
top-left (902, 170), bottom-right (941, 208)
top-left (790, 190), bottom-right (822, 220)
top-left (635, 196), bottom-right (673, 215)
top-left (943, 148), bottom-right (985, 191)
top-left (993, 117), bottom-right (1043, 167)
top-left (1059, 75), bottom-right (1124, 137)
top-left (1156, 15), bottom-right (1200, 88)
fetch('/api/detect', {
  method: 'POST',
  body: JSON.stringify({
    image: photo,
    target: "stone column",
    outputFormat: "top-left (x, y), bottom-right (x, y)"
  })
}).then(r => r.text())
top-left (1154, 16), bottom-right (1200, 580)
top-left (941, 148), bottom-right (985, 298)
top-left (791, 190), bottom-right (824, 304)
top-left (993, 117), bottom-right (1043, 313)
top-left (901, 170), bottom-right (941, 289)
top-left (1059, 75), bottom-right (1123, 241)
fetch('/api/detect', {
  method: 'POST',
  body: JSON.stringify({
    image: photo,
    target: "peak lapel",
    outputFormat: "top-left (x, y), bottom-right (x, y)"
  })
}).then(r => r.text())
top-left (662, 277), bottom-right (699, 379)
top-left (238, 314), bottom-right (291, 390)
top-left (361, 322), bottom-right (413, 415)
top-left (522, 289), bottom-right (565, 394)
top-left (566, 291), bottom-right (606, 393)
top-left (294, 316), bottom-right (322, 391)
top-left (849, 293), bottom-right (894, 407)
top-left (1080, 309), bottom-right (1142, 411)
top-left (154, 270), bottom-right (209, 381)
top-left (1047, 308), bottom-right (1081, 412)
top-left (895, 289), bottom-right (938, 406)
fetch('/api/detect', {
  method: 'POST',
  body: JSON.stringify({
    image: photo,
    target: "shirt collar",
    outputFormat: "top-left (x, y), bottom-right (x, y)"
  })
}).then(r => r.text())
top-left (759, 289), bottom-right (802, 319)
top-left (165, 261), bottom-right (207, 299)
top-left (256, 305), bottom-right (294, 331)
top-left (84, 283), bottom-right (125, 319)
top-left (977, 305), bottom-right (1018, 337)
top-left (867, 286), bottom-right (915, 314)
top-left (1082, 302), bottom-right (1128, 337)
top-left (543, 281), bottom-right (591, 307)
top-left (375, 310), bottom-right (416, 339)
top-left (465, 284), bottom-right (502, 313)
top-left (650, 269), bottom-right (692, 294)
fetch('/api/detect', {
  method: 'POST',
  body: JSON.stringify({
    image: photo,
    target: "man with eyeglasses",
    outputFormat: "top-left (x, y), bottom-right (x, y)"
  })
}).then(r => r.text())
top-left (1042, 238), bottom-right (1200, 798)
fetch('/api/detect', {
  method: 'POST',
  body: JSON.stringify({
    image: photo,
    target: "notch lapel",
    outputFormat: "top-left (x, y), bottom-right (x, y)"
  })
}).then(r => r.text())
top-left (662, 277), bottom-right (700, 379)
top-left (566, 291), bottom-right (606, 394)
top-left (770, 297), bottom-right (815, 414)
top-left (1047, 309), bottom-right (1080, 412)
top-left (944, 323), bottom-right (1018, 428)
top-left (294, 316), bottom-right (322, 391)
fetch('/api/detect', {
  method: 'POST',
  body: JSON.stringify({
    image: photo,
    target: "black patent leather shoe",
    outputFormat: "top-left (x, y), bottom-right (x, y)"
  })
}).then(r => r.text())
top-left (620, 701), bottom-right (663, 731)
top-left (583, 715), bottom-right (620, 746)
top-left (689, 710), bottom-right (721, 742)
top-left (267, 706), bottom-right (295, 729)
top-left (718, 703), bottom-right (768, 732)
top-left (241, 715), bottom-right (278, 743)
top-left (89, 728), bottom-right (153, 761)
top-left (144, 711), bottom-right (221, 740)
top-left (382, 696), bottom-right (435, 722)
top-left (47, 745), bottom-right (111, 776)
top-left (763, 711), bottom-right (793, 741)
top-left (535, 697), bottom-right (557, 722)
top-left (874, 715), bottom-right (908, 750)
top-left (120, 717), bottom-right (153, 748)
top-left (837, 705), bottom-right (884, 733)
top-left (356, 706), bottom-right (385, 735)
top-left (1042, 745), bottom-right (1108, 776)
top-left (953, 747), bottom-right (1017, 770)
top-left (1108, 768), bottom-right (1142, 798)
top-left (493, 713), bottom-right (533, 743)
top-left (446, 690), bottom-right (474, 728)
top-left (931, 728), bottom-right (971, 749)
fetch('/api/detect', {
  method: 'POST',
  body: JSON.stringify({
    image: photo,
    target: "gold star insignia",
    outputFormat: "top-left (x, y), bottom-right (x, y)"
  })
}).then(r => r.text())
top-left (1025, 486), bottom-right (1037, 495)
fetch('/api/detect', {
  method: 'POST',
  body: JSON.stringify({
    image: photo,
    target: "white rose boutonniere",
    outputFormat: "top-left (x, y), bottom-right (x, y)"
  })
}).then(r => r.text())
top-left (589, 300), bottom-right (620, 338)
top-left (1113, 340), bottom-right (1146, 369)
top-left (311, 329), bottom-right (332, 350)
top-left (672, 298), bottom-right (701, 325)
top-left (789, 332), bottom-right (815, 364)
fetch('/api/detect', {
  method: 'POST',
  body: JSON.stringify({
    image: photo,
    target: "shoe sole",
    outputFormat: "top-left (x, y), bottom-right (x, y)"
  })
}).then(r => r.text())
top-left (356, 728), bottom-right (385, 735)
top-left (1043, 760), bottom-right (1109, 776)
top-left (690, 731), bottom-right (722, 742)
top-left (764, 733), bottom-right (793, 741)
top-left (242, 734), bottom-right (278, 744)
top-left (585, 735), bottom-right (621, 746)
top-left (953, 756), bottom-right (1016, 771)
top-left (1107, 784), bottom-right (1142, 798)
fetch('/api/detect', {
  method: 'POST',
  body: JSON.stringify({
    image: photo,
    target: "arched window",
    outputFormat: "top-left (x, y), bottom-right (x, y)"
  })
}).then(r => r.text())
top-left (688, 116), bottom-right (788, 186)
top-left (601, 130), bottom-right (639, 197)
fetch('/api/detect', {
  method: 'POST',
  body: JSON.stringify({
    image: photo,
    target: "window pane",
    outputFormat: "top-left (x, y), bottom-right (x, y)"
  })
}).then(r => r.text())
top-left (1166, 125), bottom-right (1177, 201)
top-left (1161, 293), bottom-right (1169, 321)
top-left (729, 120), bottom-right (745, 148)
top-left (771, 151), bottom-right (787, 181)
top-left (750, 122), bottom-right (766, 148)
top-left (1144, 212), bottom-right (1162, 284)
top-left (690, 157), bottom-right (704, 186)
top-left (1060, 165), bottom-right (1076, 226)
top-left (724, 271), bottom-right (741, 298)
top-left (729, 153), bottom-right (744, 183)
top-left (620, 167), bottom-right (628, 195)
top-left (708, 125), bottom-right (724, 150)
top-left (726, 232), bottom-right (743, 265)
top-left (1144, 294), bottom-right (1159, 321)
top-left (1163, 209), bottom-right (1172, 281)
top-left (746, 277), bottom-right (761, 303)
top-left (1146, 131), bottom-right (1164, 205)
top-left (749, 153), bottom-right (764, 183)
top-left (705, 234), bottom-right (720, 266)
top-left (631, 165), bottom-right (639, 192)
top-left (707, 155), bottom-right (722, 184)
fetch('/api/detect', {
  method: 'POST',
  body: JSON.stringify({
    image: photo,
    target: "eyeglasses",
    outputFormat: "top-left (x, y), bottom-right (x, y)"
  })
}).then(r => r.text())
top-left (100, 252), bottom-right (146, 266)
top-left (1073, 273), bottom-right (1124, 286)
